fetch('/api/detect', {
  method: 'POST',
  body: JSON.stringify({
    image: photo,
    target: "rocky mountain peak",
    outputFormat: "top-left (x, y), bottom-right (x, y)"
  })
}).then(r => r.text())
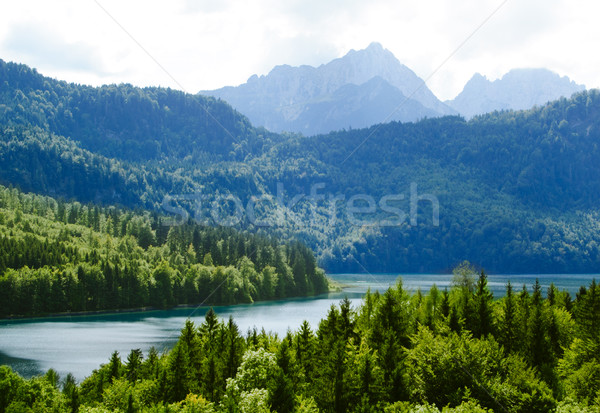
top-left (447, 68), bottom-right (585, 118)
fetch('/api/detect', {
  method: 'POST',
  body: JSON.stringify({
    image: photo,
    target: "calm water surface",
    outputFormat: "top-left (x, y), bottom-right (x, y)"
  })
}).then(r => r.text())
top-left (0, 273), bottom-right (597, 381)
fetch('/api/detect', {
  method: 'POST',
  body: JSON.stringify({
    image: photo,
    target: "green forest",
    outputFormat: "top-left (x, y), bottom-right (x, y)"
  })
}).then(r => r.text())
top-left (2, 263), bottom-right (600, 412)
top-left (2, 56), bottom-right (600, 413)
top-left (0, 185), bottom-right (328, 318)
top-left (2, 59), bottom-right (600, 273)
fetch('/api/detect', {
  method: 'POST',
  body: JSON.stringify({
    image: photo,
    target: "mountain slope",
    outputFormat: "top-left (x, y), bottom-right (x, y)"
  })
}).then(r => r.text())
top-left (272, 76), bottom-right (440, 135)
top-left (2, 60), bottom-right (600, 274)
top-left (0, 184), bottom-right (328, 317)
top-left (203, 42), bottom-right (455, 134)
top-left (0, 59), bottom-right (277, 163)
top-left (447, 68), bottom-right (585, 118)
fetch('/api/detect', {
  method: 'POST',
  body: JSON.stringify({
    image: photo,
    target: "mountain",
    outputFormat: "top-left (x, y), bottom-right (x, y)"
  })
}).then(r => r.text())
top-left (203, 42), bottom-right (455, 135)
top-left (271, 76), bottom-right (440, 134)
top-left (0, 60), bottom-right (278, 163)
top-left (3, 59), bottom-right (600, 274)
top-left (447, 68), bottom-right (586, 118)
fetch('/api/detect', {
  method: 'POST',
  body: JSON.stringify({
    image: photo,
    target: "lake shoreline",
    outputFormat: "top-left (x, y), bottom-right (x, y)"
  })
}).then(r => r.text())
top-left (3, 272), bottom-right (598, 321)
top-left (2, 272), bottom-right (599, 382)
top-left (0, 282), bottom-right (344, 322)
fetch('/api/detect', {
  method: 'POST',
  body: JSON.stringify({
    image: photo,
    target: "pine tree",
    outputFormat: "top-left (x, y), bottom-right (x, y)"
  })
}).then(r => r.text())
top-left (62, 373), bottom-right (79, 413)
top-left (167, 342), bottom-right (190, 402)
top-left (224, 316), bottom-right (244, 379)
top-left (378, 331), bottom-right (405, 402)
top-left (500, 281), bottom-right (517, 353)
top-left (108, 351), bottom-right (121, 383)
top-left (180, 319), bottom-right (203, 390)
top-left (440, 288), bottom-right (450, 319)
top-left (451, 261), bottom-right (476, 332)
top-left (547, 283), bottom-right (558, 306)
top-left (516, 284), bottom-right (531, 353)
top-left (339, 297), bottom-right (355, 341)
top-left (448, 306), bottom-right (461, 333)
top-left (203, 354), bottom-right (219, 402)
top-left (200, 308), bottom-right (219, 344)
top-left (473, 270), bottom-right (494, 338)
top-left (125, 349), bottom-right (143, 383)
top-left (142, 346), bottom-right (160, 379)
top-left (295, 320), bottom-right (314, 382)
top-left (576, 279), bottom-right (600, 341)
top-left (126, 392), bottom-right (135, 413)
top-left (528, 279), bottom-right (550, 368)
top-left (352, 341), bottom-right (383, 409)
top-left (268, 368), bottom-right (295, 413)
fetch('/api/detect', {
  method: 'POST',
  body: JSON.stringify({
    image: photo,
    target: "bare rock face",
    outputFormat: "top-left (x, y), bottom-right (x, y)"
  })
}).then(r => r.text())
top-left (447, 68), bottom-right (585, 119)
top-left (202, 42), bottom-right (455, 135)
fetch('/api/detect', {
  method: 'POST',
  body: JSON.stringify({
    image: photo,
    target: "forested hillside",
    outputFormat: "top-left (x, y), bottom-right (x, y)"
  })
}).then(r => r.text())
top-left (2, 59), bottom-right (600, 273)
top-left (2, 263), bottom-right (600, 412)
top-left (262, 93), bottom-right (600, 272)
top-left (0, 185), bottom-right (328, 317)
top-left (0, 60), bottom-right (278, 162)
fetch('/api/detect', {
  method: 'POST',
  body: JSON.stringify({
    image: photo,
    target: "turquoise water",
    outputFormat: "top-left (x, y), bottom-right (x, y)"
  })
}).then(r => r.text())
top-left (0, 273), bottom-right (597, 381)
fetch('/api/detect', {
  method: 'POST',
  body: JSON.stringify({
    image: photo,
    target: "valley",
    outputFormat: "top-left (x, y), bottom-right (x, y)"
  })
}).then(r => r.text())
top-left (2, 59), bottom-right (600, 275)
top-left (1, 40), bottom-right (600, 412)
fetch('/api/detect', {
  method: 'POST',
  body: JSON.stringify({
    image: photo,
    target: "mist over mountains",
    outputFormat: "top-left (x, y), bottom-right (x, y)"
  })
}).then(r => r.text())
top-left (204, 43), bottom-right (585, 135)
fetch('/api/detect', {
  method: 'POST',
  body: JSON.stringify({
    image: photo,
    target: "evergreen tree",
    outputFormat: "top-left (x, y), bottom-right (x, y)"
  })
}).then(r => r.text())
top-left (451, 261), bottom-right (476, 332)
top-left (500, 281), bottom-right (517, 354)
top-left (180, 319), bottom-right (203, 391)
top-left (224, 316), bottom-right (245, 380)
top-left (63, 373), bottom-right (80, 413)
top-left (528, 279), bottom-right (550, 368)
top-left (108, 351), bottom-right (122, 383)
top-left (295, 320), bottom-right (315, 382)
top-left (167, 342), bottom-right (190, 402)
top-left (473, 270), bottom-right (494, 338)
top-left (125, 349), bottom-right (143, 383)
top-left (268, 368), bottom-right (295, 413)
top-left (575, 279), bottom-right (600, 341)
top-left (516, 284), bottom-right (531, 353)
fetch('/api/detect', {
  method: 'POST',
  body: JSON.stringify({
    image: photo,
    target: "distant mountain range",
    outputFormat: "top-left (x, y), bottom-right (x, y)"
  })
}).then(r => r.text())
top-left (203, 43), bottom-right (454, 135)
top-left (446, 69), bottom-right (586, 118)
top-left (203, 43), bottom-right (585, 134)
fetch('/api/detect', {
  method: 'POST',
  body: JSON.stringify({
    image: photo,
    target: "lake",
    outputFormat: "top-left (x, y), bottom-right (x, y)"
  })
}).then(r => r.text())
top-left (0, 273), bottom-right (597, 381)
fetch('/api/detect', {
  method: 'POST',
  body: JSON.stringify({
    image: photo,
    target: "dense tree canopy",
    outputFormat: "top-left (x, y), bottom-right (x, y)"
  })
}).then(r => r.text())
top-left (0, 185), bottom-right (328, 317)
top-left (1, 263), bottom-right (599, 412)
top-left (0, 61), bottom-right (600, 274)
top-left (2, 59), bottom-right (600, 273)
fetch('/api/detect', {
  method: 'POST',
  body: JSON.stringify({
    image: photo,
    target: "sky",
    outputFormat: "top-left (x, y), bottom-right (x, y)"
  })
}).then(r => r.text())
top-left (0, 0), bottom-right (599, 101)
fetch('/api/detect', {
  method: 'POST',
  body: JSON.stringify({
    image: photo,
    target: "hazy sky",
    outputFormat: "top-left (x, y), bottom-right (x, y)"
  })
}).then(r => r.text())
top-left (0, 0), bottom-right (598, 101)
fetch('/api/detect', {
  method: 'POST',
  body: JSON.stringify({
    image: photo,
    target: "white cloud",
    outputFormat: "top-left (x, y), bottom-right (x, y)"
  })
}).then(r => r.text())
top-left (0, 0), bottom-right (598, 101)
top-left (2, 23), bottom-right (106, 73)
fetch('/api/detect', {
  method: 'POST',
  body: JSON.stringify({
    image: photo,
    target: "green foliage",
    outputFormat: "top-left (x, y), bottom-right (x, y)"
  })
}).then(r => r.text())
top-left (384, 401), bottom-right (440, 412)
top-left (0, 185), bottom-right (329, 317)
top-left (3, 60), bottom-right (600, 274)
top-left (3, 58), bottom-right (600, 410)
top-left (223, 348), bottom-right (279, 412)
top-left (3, 269), bottom-right (600, 412)
top-left (384, 401), bottom-right (493, 413)
top-left (0, 365), bottom-right (67, 412)
top-left (558, 337), bottom-right (600, 405)
top-left (473, 271), bottom-right (494, 338)
top-left (555, 399), bottom-right (600, 413)
top-left (295, 395), bottom-right (321, 412)
top-left (498, 281), bottom-right (517, 353)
